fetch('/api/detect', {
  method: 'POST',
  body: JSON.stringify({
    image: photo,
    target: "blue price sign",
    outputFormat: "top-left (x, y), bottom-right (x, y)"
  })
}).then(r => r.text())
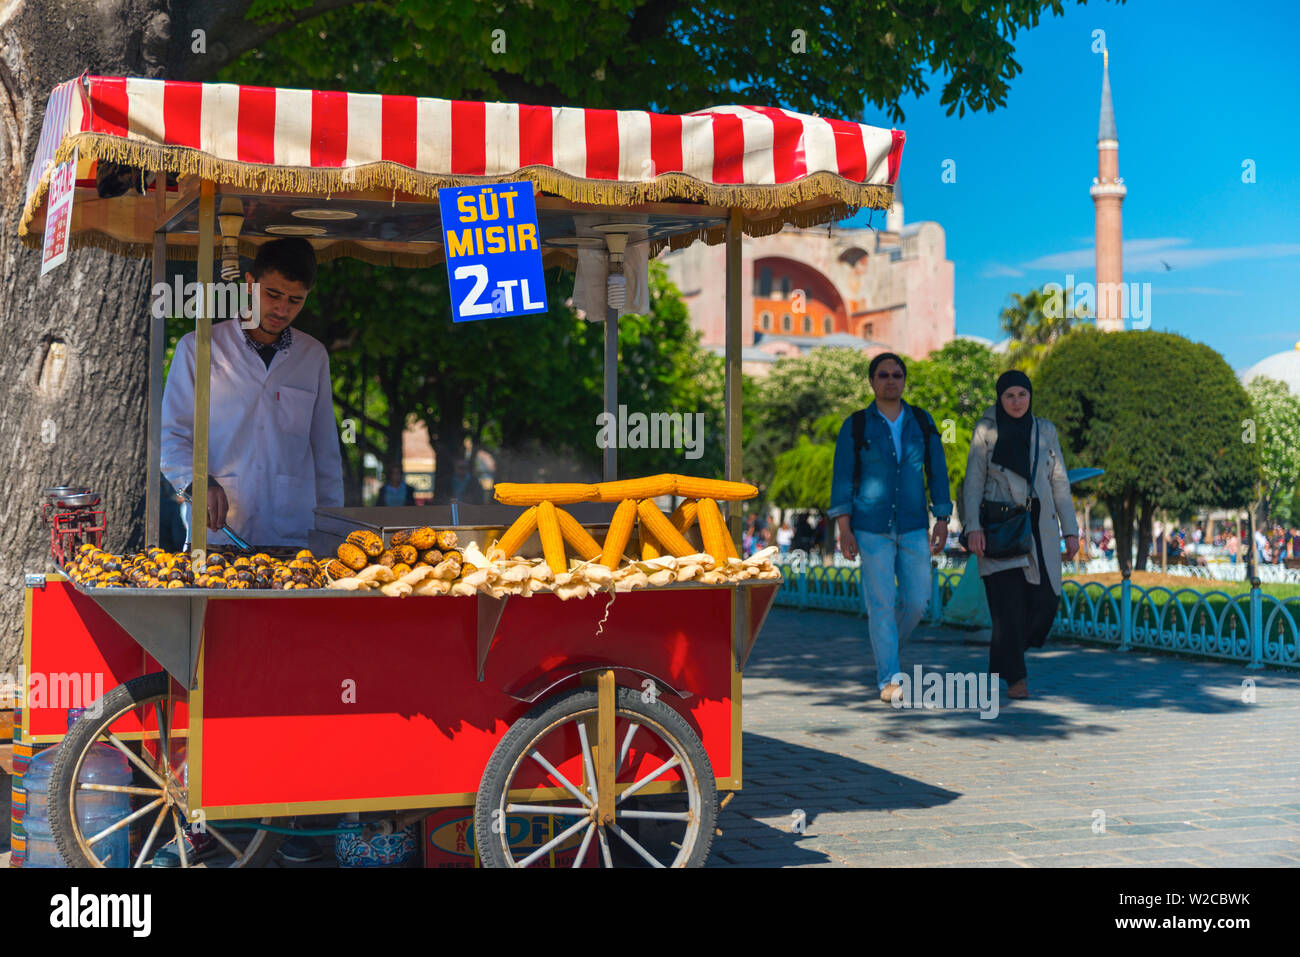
top-left (438, 182), bottom-right (548, 322)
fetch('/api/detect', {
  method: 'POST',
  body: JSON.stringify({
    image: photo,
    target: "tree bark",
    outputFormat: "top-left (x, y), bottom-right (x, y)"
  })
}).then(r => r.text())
top-left (1107, 493), bottom-right (1133, 576)
top-left (1134, 498), bottom-right (1156, 572)
top-left (0, 0), bottom-right (360, 669)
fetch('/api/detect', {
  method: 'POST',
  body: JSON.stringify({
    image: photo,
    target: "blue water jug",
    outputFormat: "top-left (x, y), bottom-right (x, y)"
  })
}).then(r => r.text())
top-left (23, 711), bottom-right (134, 867)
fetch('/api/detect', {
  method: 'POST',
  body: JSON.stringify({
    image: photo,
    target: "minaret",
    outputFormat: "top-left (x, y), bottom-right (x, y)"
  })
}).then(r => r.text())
top-left (1090, 51), bottom-right (1126, 331)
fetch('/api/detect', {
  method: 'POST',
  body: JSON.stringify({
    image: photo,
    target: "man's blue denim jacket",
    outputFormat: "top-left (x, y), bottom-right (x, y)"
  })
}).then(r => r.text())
top-left (827, 401), bottom-right (953, 535)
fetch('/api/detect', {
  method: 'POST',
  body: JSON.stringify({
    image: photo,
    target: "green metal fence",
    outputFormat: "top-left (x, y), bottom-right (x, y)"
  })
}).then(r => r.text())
top-left (773, 559), bottom-right (1299, 670)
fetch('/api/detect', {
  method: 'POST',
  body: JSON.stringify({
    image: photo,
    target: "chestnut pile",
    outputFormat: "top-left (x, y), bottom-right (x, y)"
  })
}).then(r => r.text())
top-left (65, 544), bottom-right (329, 590)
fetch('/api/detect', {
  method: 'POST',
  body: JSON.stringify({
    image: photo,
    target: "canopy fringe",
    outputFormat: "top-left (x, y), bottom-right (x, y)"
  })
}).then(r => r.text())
top-left (19, 132), bottom-right (893, 267)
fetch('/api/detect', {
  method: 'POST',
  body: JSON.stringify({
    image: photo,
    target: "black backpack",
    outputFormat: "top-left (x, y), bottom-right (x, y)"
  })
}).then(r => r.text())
top-left (850, 404), bottom-right (940, 498)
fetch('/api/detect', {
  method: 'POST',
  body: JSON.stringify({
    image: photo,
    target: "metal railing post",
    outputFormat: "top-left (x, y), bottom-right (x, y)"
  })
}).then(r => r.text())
top-left (1119, 569), bottom-right (1132, 650)
top-left (1249, 576), bottom-right (1264, 669)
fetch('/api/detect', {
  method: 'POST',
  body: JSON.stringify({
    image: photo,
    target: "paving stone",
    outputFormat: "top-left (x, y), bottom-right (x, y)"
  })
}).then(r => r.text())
top-left (710, 607), bottom-right (1300, 868)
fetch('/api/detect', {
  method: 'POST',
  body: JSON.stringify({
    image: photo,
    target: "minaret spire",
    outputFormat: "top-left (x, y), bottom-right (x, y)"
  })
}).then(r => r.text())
top-left (1090, 51), bottom-right (1126, 331)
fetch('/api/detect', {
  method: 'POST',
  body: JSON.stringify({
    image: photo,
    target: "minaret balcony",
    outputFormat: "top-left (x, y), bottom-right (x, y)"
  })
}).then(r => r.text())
top-left (1090, 182), bottom-right (1128, 197)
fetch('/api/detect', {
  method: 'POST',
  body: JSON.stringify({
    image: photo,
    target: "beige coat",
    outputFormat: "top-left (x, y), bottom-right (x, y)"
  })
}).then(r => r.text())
top-left (963, 407), bottom-right (1079, 594)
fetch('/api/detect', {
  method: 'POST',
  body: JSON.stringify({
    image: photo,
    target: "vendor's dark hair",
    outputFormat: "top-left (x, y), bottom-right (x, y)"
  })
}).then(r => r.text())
top-left (869, 352), bottom-right (906, 379)
top-left (250, 237), bottom-right (317, 288)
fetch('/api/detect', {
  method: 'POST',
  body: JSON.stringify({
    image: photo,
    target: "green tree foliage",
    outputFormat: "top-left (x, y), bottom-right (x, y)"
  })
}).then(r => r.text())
top-left (294, 260), bottom-right (723, 498)
top-left (1245, 376), bottom-right (1300, 522)
top-left (760, 340), bottom-right (1003, 517)
top-left (1036, 330), bottom-right (1259, 572)
top-left (905, 339), bottom-right (1001, 510)
top-left (748, 348), bottom-right (874, 495)
top-left (999, 285), bottom-right (1089, 375)
top-left (236, 0), bottom-right (1121, 121)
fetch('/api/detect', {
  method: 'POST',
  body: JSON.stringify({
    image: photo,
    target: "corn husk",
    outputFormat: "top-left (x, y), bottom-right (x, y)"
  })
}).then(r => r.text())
top-left (356, 564), bottom-right (396, 583)
top-left (554, 581), bottom-right (589, 601)
top-left (647, 569), bottom-right (674, 587)
top-left (431, 558), bottom-right (461, 581)
top-left (381, 581), bottom-right (413, 598)
top-left (449, 582), bottom-right (477, 597)
top-left (744, 545), bottom-right (779, 566)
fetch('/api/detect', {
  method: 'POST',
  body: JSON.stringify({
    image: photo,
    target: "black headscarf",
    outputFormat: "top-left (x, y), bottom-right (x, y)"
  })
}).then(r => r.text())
top-left (991, 370), bottom-right (1034, 480)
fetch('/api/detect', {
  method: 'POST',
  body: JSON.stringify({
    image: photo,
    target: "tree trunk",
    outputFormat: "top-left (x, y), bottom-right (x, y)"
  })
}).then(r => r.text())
top-left (0, 0), bottom-right (181, 671)
top-left (428, 390), bottom-right (467, 503)
top-left (1102, 496), bottom-right (1133, 572)
top-left (1134, 498), bottom-right (1156, 572)
top-left (0, 0), bottom-right (358, 669)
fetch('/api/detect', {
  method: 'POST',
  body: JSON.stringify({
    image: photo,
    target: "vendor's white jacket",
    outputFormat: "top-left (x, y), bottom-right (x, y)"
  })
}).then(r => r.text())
top-left (161, 320), bottom-right (344, 548)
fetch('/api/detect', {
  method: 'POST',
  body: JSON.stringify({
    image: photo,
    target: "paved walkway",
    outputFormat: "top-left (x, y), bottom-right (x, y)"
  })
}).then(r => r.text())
top-left (712, 607), bottom-right (1300, 867)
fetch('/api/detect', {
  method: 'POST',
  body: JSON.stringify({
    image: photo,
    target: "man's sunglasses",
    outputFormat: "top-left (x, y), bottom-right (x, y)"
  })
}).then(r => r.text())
top-left (874, 371), bottom-right (904, 379)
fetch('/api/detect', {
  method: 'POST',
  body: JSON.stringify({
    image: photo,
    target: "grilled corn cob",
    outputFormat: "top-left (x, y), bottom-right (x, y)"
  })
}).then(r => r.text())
top-left (600, 499), bottom-right (637, 569)
top-left (536, 501), bottom-right (568, 574)
top-left (635, 500), bottom-right (696, 558)
top-left (555, 508), bottom-right (602, 561)
top-left (494, 483), bottom-right (597, 506)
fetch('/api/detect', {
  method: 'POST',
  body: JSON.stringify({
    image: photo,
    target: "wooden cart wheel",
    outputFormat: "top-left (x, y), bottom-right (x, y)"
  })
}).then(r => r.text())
top-left (48, 672), bottom-right (286, 868)
top-left (474, 684), bottom-right (717, 868)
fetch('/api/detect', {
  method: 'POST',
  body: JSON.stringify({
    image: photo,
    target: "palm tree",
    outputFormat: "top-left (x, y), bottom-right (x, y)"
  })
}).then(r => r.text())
top-left (999, 286), bottom-right (1090, 375)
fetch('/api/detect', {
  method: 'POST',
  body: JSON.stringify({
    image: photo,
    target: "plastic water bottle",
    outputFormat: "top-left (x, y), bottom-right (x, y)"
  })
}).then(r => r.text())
top-left (23, 710), bottom-right (134, 867)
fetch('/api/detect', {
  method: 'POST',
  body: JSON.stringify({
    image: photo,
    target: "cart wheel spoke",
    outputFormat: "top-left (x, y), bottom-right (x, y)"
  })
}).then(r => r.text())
top-left (616, 722), bottom-right (640, 776)
top-left (153, 701), bottom-right (171, 777)
top-left (527, 749), bottom-right (592, 808)
top-left (571, 821), bottom-right (596, 868)
top-left (78, 782), bottom-right (165, 798)
top-left (203, 821), bottom-right (244, 860)
top-left (596, 822), bottom-right (614, 868)
top-left (516, 816), bottom-right (592, 869)
top-left (617, 809), bottom-right (691, 822)
top-left (102, 731), bottom-right (169, 789)
top-left (575, 719), bottom-right (599, 805)
top-left (608, 822), bottom-right (665, 868)
top-left (171, 808), bottom-right (190, 868)
top-left (86, 797), bottom-right (165, 848)
top-left (134, 803), bottom-right (172, 869)
top-left (505, 804), bottom-right (589, 817)
top-left (616, 755), bottom-right (681, 803)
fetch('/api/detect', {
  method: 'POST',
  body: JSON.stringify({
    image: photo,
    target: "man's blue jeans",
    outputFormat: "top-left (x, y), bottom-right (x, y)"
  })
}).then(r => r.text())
top-left (856, 528), bottom-right (931, 690)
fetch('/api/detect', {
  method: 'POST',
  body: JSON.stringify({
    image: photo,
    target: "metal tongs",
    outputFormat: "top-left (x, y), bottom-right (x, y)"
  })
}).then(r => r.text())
top-left (177, 486), bottom-right (253, 552)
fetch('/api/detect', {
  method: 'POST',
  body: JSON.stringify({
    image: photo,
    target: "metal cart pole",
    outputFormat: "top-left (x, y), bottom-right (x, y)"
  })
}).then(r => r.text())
top-left (190, 180), bottom-right (216, 554)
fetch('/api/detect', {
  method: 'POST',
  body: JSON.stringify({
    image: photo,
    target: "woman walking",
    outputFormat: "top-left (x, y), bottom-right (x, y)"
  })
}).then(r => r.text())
top-left (963, 371), bottom-right (1079, 699)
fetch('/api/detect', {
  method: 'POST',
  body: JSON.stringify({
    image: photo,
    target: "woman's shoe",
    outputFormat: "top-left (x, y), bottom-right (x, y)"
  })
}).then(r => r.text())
top-left (1007, 679), bottom-right (1029, 699)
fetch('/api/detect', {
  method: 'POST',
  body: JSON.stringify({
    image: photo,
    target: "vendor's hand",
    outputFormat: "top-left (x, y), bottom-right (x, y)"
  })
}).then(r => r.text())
top-left (1063, 535), bottom-right (1080, 561)
top-left (838, 517), bottom-right (858, 561)
top-left (967, 529), bottom-right (985, 558)
top-left (930, 520), bottom-right (948, 555)
top-left (206, 481), bottom-right (228, 532)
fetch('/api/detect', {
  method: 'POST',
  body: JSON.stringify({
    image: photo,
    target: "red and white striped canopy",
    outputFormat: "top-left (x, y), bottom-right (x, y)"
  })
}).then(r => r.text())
top-left (21, 75), bottom-right (904, 265)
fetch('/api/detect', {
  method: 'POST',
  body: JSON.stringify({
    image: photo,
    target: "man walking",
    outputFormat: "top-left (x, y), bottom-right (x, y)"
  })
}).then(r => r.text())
top-left (828, 353), bottom-right (952, 703)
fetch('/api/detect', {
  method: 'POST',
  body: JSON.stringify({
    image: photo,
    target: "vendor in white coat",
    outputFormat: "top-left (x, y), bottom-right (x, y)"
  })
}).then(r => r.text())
top-left (161, 238), bottom-right (344, 550)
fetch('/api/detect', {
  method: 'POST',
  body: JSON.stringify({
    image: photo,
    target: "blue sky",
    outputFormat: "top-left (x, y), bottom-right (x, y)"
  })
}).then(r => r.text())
top-left (842, 0), bottom-right (1300, 372)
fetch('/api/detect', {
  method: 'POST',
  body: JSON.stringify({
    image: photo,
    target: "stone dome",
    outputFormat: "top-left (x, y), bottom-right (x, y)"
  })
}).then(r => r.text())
top-left (1241, 345), bottom-right (1300, 395)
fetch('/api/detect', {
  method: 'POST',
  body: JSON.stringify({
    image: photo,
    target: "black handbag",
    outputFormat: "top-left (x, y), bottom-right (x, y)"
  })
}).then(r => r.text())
top-left (977, 426), bottom-right (1039, 559)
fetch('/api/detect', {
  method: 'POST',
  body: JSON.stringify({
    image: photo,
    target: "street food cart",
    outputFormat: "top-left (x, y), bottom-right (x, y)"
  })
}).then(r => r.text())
top-left (16, 74), bottom-right (903, 867)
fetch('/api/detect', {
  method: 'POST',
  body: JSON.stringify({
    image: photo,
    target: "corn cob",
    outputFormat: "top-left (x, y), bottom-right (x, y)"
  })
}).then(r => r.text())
top-left (593, 474), bottom-right (676, 502)
top-left (494, 483), bottom-right (597, 506)
top-left (495, 506), bottom-right (539, 557)
top-left (640, 525), bottom-right (664, 561)
top-left (673, 476), bottom-right (758, 501)
top-left (600, 499), bottom-right (637, 569)
top-left (669, 499), bottom-right (698, 534)
top-left (636, 500), bottom-right (696, 558)
top-left (555, 508), bottom-right (602, 561)
top-left (536, 501), bottom-right (568, 574)
top-left (696, 497), bottom-right (732, 562)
